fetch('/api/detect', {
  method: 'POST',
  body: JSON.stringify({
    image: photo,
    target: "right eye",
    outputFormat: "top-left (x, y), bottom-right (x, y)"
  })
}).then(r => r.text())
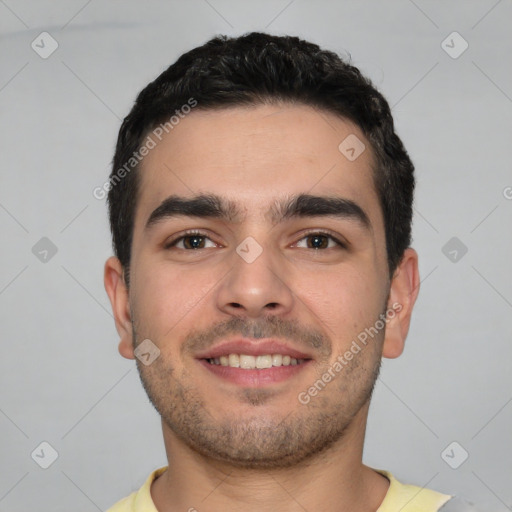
top-left (165, 230), bottom-right (218, 250)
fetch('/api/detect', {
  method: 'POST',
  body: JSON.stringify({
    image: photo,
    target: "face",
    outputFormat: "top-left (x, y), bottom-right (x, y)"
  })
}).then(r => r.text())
top-left (105, 103), bottom-right (419, 469)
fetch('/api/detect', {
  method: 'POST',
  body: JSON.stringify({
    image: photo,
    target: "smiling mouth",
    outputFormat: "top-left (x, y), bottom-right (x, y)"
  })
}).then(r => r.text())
top-left (204, 354), bottom-right (310, 369)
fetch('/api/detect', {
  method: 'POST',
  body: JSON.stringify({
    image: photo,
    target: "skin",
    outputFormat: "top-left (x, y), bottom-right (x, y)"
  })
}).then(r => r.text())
top-left (104, 103), bottom-right (420, 512)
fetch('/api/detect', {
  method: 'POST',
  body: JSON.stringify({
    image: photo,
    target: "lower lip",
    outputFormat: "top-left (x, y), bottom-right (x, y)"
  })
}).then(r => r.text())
top-left (198, 359), bottom-right (312, 386)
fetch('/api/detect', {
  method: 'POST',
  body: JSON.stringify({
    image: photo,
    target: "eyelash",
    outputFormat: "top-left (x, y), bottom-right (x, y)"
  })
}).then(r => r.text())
top-left (165, 229), bottom-right (346, 250)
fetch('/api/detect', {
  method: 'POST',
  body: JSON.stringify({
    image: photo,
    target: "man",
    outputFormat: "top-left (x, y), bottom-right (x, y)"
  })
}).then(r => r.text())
top-left (104, 32), bottom-right (475, 511)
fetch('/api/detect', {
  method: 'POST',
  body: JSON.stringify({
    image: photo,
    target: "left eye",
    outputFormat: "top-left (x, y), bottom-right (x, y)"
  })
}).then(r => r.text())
top-left (295, 233), bottom-right (344, 250)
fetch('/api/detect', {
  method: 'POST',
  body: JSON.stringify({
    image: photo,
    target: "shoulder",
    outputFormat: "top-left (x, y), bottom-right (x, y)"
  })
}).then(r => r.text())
top-left (375, 470), bottom-right (452, 512)
top-left (105, 466), bottom-right (168, 512)
top-left (375, 470), bottom-right (483, 512)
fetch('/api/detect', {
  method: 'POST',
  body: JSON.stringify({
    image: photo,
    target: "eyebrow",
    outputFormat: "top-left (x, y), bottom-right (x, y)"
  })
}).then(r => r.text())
top-left (144, 193), bottom-right (372, 232)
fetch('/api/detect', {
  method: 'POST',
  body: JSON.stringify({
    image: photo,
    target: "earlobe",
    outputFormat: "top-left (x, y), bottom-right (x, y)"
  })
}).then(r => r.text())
top-left (382, 248), bottom-right (420, 359)
top-left (104, 256), bottom-right (135, 360)
top-left (118, 338), bottom-right (134, 359)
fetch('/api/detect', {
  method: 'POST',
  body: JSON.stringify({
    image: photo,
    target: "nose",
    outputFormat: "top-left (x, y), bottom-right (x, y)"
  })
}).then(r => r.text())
top-left (215, 239), bottom-right (295, 319)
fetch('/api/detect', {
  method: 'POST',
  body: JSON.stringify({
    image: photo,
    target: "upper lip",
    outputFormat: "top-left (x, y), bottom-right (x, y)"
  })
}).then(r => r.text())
top-left (195, 338), bottom-right (313, 360)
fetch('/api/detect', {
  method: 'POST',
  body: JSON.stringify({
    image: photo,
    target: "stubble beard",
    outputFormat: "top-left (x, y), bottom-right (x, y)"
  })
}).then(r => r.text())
top-left (134, 323), bottom-right (383, 469)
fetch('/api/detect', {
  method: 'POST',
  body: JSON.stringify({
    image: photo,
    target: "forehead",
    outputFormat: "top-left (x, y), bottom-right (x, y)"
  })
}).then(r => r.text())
top-left (133, 103), bottom-right (382, 233)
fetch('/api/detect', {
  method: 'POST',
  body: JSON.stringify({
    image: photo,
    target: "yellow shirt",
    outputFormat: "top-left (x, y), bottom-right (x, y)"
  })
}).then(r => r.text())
top-left (106, 466), bottom-right (452, 512)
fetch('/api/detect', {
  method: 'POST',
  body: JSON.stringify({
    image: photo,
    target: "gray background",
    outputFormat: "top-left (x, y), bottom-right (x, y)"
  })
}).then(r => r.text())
top-left (1, 1), bottom-right (511, 510)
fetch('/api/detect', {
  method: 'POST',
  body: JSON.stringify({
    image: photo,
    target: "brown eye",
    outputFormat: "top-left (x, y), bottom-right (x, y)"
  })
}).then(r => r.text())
top-left (166, 231), bottom-right (216, 250)
top-left (295, 232), bottom-right (345, 250)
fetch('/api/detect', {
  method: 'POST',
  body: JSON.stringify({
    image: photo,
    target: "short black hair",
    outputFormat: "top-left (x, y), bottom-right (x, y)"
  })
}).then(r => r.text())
top-left (107, 32), bottom-right (415, 287)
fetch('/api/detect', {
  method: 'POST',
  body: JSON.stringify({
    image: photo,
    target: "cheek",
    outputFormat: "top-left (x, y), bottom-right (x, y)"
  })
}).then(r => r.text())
top-left (131, 260), bottom-right (214, 336)
top-left (297, 265), bottom-right (384, 338)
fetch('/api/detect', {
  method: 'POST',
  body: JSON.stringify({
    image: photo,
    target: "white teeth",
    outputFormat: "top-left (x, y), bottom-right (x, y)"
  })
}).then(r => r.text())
top-left (271, 354), bottom-right (282, 366)
top-left (228, 354), bottom-right (240, 367)
top-left (240, 354), bottom-right (256, 369)
top-left (206, 353), bottom-right (307, 369)
top-left (256, 355), bottom-right (273, 369)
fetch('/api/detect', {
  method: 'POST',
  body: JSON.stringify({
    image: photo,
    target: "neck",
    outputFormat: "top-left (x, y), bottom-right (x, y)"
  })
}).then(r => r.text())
top-left (151, 404), bottom-right (389, 512)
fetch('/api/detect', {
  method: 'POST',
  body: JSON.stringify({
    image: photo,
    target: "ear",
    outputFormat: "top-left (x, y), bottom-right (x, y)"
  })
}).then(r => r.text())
top-left (382, 248), bottom-right (420, 359)
top-left (104, 256), bottom-right (135, 359)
